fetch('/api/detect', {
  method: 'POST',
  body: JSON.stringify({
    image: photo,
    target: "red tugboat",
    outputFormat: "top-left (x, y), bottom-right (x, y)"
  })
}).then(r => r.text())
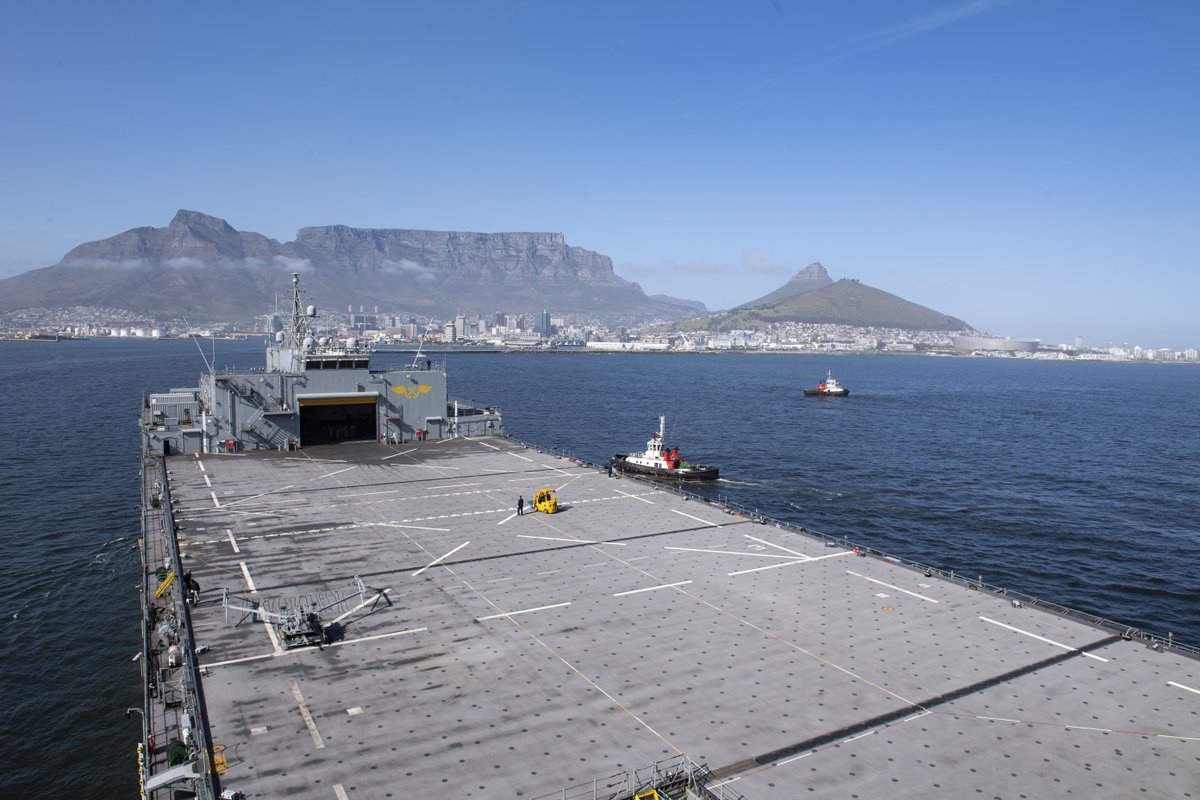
top-left (611, 416), bottom-right (719, 480)
top-left (803, 370), bottom-right (849, 397)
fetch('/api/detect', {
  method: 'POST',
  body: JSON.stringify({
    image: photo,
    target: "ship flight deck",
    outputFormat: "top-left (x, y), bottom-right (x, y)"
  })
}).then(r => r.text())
top-left (148, 436), bottom-right (1198, 799)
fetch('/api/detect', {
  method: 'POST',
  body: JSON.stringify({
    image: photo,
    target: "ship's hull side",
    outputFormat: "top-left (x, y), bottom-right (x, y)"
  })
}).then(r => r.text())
top-left (612, 454), bottom-right (719, 480)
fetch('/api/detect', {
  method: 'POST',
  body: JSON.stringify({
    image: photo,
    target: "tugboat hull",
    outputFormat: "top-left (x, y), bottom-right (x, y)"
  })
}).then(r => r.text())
top-left (803, 388), bottom-right (849, 396)
top-left (612, 454), bottom-right (719, 481)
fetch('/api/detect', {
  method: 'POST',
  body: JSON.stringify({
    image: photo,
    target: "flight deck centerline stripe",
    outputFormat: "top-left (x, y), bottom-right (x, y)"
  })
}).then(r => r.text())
top-left (210, 491), bottom-right (221, 508)
top-left (979, 616), bottom-right (1109, 661)
top-left (614, 581), bottom-right (693, 597)
top-left (476, 602), bottom-right (572, 621)
top-left (288, 677), bottom-right (325, 749)
top-left (847, 571), bottom-right (940, 603)
top-left (509, 452), bottom-right (533, 462)
top-left (477, 440), bottom-right (500, 450)
top-left (381, 448), bottom-right (416, 460)
top-left (226, 529), bottom-right (240, 554)
top-left (666, 546), bottom-right (801, 559)
top-left (670, 508), bottom-right (718, 526)
top-left (1168, 680), bottom-right (1200, 695)
top-left (203, 475), bottom-right (212, 487)
top-left (239, 561), bottom-right (258, 593)
top-left (412, 541), bottom-right (470, 576)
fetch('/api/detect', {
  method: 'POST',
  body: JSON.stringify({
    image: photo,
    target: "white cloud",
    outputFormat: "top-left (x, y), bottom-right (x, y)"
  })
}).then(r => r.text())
top-left (63, 258), bottom-right (147, 270)
top-left (165, 257), bottom-right (205, 270)
top-left (272, 255), bottom-right (314, 273)
top-left (379, 258), bottom-right (437, 281)
top-left (741, 252), bottom-right (788, 275)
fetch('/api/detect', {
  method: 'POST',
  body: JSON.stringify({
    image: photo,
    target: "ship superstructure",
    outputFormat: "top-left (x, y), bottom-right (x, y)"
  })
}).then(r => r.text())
top-left (142, 273), bottom-right (501, 456)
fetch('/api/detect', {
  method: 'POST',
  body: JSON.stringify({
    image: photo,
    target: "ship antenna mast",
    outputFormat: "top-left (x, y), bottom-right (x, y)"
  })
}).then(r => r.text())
top-left (287, 272), bottom-right (311, 349)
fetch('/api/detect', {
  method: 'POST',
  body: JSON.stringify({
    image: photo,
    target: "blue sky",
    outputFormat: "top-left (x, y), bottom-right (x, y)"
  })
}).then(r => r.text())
top-left (1, 1), bottom-right (1196, 347)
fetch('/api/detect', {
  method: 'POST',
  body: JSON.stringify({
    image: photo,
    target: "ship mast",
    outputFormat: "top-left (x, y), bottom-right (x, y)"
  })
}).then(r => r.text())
top-left (286, 272), bottom-right (311, 350)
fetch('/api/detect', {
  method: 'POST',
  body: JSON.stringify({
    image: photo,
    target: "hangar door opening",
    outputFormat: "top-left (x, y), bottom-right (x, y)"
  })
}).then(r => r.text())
top-left (299, 396), bottom-right (377, 445)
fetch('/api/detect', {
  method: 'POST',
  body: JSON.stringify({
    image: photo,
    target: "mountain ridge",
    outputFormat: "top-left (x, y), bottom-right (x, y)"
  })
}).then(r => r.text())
top-left (0, 211), bottom-right (691, 323)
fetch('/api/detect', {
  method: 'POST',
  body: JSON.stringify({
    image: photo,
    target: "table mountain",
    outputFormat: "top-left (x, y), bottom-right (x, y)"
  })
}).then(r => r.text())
top-left (0, 210), bottom-right (690, 322)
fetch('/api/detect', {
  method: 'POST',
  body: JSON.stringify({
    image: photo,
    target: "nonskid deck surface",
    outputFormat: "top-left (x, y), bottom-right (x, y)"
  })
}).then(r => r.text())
top-left (170, 437), bottom-right (1199, 798)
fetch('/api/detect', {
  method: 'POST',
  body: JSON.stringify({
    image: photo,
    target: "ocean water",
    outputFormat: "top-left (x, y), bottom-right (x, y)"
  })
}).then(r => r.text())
top-left (1, 339), bottom-right (1197, 798)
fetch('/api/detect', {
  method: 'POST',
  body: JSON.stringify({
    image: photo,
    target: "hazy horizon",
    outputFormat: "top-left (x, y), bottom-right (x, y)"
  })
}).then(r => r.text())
top-left (1, 2), bottom-right (1196, 349)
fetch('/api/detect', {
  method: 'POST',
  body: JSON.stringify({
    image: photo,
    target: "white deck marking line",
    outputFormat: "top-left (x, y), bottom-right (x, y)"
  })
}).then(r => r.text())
top-left (204, 627), bottom-right (425, 668)
top-left (1168, 680), bottom-right (1200, 695)
top-left (333, 784), bottom-right (350, 800)
top-left (226, 529), bottom-right (240, 554)
top-left (210, 491), bottom-right (221, 508)
top-left (196, 460), bottom-right (205, 472)
top-left (617, 488), bottom-right (655, 505)
top-left (509, 452), bottom-right (533, 462)
top-left (497, 512), bottom-right (518, 526)
top-left (239, 561), bottom-right (258, 594)
top-left (979, 616), bottom-right (1109, 661)
top-left (329, 588), bottom-right (390, 625)
top-left (666, 546), bottom-right (800, 559)
top-left (382, 448), bottom-right (417, 460)
top-left (288, 677), bottom-right (325, 749)
top-left (477, 440), bottom-right (500, 450)
top-left (338, 489), bottom-right (399, 497)
top-left (328, 627), bottom-right (427, 647)
top-left (412, 541), bottom-right (470, 576)
top-left (487, 577), bottom-right (514, 583)
top-left (744, 534), bottom-right (808, 558)
top-left (1065, 725), bottom-right (1113, 732)
top-left (428, 482), bottom-right (482, 491)
top-left (670, 508), bottom-right (719, 526)
top-left (378, 523), bottom-right (451, 532)
top-left (847, 571), bottom-right (940, 603)
top-left (1158, 734), bottom-right (1200, 741)
top-left (319, 466), bottom-right (356, 478)
top-left (263, 621), bottom-right (284, 656)
top-left (476, 602), bottom-right (571, 621)
top-left (537, 570), bottom-right (560, 576)
top-left (614, 581), bottom-right (693, 597)
top-left (203, 475), bottom-right (212, 487)
top-left (976, 715), bottom-right (1022, 723)
top-left (728, 559), bottom-right (808, 576)
top-left (223, 484), bottom-right (297, 508)
top-left (556, 473), bottom-right (584, 492)
top-left (516, 534), bottom-right (621, 545)
top-left (542, 464), bottom-right (573, 476)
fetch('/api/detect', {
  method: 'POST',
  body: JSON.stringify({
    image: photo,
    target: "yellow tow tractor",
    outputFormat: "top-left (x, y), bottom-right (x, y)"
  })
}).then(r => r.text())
top-left (532, 487), bottom-right (558, 514)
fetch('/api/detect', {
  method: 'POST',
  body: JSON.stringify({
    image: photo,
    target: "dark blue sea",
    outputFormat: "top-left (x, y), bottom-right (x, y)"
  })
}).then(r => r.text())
top-left (2, 339), bottom-right (1198, 798)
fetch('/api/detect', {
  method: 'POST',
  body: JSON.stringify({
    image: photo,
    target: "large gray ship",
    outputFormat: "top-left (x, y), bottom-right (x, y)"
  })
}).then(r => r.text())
top-left (135, 277), bottom-right (1198, 799)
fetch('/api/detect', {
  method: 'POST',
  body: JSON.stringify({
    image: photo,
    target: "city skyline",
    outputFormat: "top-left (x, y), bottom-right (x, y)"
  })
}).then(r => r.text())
top-left (1, 1), bottom-right (1196, 348)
